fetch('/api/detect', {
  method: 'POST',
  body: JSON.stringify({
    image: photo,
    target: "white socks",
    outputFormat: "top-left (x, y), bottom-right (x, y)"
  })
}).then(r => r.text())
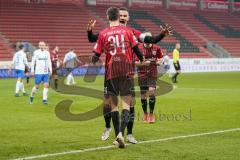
top-left (16, 81), bottom-right (25, 94)
top-left (43, 88), bottom-right (48, 101)
top-left (30, 86), bottom-right (48, 101)
top-left (66, 74), bottom-right (71, 85)
top-left (66, 73), bottom-right (75, 85)
top-left (15, 81), bottom-right (21, 93)
top-left (31, 86), bottom-right (37, 97)
top-left (20, 82), bottom-right (25, 93)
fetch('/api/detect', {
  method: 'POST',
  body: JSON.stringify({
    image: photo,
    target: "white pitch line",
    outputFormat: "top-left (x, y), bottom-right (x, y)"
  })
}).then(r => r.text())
top-left (13, 128), bottom-right (240, 160)
top-left (177, 87), bottom-right (240, 92)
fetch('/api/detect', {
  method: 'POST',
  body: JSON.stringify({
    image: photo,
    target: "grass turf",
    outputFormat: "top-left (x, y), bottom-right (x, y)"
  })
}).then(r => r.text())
top-left (0, 72), bottom-right (239, 160)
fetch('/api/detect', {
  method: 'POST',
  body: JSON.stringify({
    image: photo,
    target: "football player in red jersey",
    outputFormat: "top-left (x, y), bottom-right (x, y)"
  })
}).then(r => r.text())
top-left (50, 46), bottom-right (61, 90)
top-left (87, 7), bottom-right (173, 44)
top-left (87, 7), bottom-right (172, 144)
top-left (92, 7), bottom-right (144, 148)
top-left (136, 32), bottom-right (163, 124)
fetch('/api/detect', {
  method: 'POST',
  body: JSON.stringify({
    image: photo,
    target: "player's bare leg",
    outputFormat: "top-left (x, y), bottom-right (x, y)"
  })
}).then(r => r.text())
top-left (148, 86), bottom-right (156, 123)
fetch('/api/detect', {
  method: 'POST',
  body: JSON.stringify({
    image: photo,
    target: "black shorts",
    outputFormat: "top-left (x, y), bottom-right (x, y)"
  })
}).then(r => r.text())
top-left (52, 67), bottom-right (58, 76)
top-left (138, 77), bottom-right (157, 94)
top-left (52, 62), bottom-right (58, 76)
top-left (24, 66), bottom-right (29, 73)
top-left (173, 61), bottom-right (181, 71)
top-left (104, 76), bottom-right (134, 97)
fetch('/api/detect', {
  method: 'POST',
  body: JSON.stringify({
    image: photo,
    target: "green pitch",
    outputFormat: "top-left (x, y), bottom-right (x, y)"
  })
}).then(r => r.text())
top-left (0, 72), bottom-right (240, 160)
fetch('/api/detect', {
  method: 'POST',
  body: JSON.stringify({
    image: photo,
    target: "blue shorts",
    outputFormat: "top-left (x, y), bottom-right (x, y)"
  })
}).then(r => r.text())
top-left (164, 65), bottom-right (170, 70)
top-left (35, 74), bottom-right (49, 85)
top-left (15, 69), bottom-right (25, 78)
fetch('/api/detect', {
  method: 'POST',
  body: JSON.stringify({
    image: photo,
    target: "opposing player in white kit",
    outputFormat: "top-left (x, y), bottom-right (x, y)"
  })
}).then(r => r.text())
top-left (161, 52), bottom-right (171, 77)
top-left (11, 44), bottom-right (29, 97)
top-left (29, 41), bottom-right (52, 104)
top-left (63, 49), bottom-right (81, 85)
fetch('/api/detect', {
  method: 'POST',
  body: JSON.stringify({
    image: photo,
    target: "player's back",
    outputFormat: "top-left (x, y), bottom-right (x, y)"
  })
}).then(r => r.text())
top-left (13, 50), bottom-right (27, 70)
top-left (97, 25), bottom-right (138, 79)
top-left (64, 51), bottom-right (76, 68)
top-left (32, 49), bottom-right (51, 74)
top-left (99, 25), bottom-right (137, 54)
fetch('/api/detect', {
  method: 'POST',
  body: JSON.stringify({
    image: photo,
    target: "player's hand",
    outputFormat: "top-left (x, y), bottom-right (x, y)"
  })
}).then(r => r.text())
top-left (145, 60), bottom-right (151, 66)
top-left (160, 24), bottom-right (173, 37)
top-left (156, 61), bottom-right (161, 66)
top-left (149, 58), bottom-right (157, 64)
top-left (140, 59), bottom-right (150, 66)
top-left (156, 59), bottom-right (162, 66)
top-left (87, 20), bottom-right (96, 32)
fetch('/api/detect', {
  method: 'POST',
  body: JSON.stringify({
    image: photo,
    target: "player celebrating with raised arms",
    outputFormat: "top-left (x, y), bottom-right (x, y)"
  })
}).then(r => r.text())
top-left (92, 7), bottom-right (144, 148)
top-left (87, 7), bottom-right (173, 144)
top-left (29, 41), bottom-right (52, 105)
top-left (10, 43), bottom-right (29, 97)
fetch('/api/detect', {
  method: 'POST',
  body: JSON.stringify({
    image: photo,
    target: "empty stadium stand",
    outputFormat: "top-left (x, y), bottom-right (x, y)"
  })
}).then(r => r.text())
top-left (0, 1), bottom-right (239, 61)
top-left (169, 9), bottom-right (240, 57)
top-left (0, 34), bottom-right (14, 60)
top-left (87, 6), bottom-right (212, 58)
top-left (0, 1), bottom-right (105, 61)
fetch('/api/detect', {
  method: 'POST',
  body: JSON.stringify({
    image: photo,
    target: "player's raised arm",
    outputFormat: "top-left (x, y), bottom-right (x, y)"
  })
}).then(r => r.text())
top-left (87, 20), bottom-right (99, 43)
top-left (91, 35), bottom-right (103, 64)
top-left (141, 24), bottom-right (173, 44)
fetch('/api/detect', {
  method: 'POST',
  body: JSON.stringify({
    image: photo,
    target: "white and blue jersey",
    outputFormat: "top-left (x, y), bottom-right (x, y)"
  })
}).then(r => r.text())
top-left (162, 55), bottom-right (170, 70)
top-left (63, 51), bottom-right (77, 69)
top-left (12, 50), bottom-right (28, 78)
top-left (31, 49), bottom-right (52, 84)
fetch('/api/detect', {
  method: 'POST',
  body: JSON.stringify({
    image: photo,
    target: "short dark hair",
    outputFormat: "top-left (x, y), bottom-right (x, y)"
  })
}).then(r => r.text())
top-left (119, 7), bottom-right (129, 12)
top-left (52, 46), bottom-right (58, 50)
top-left (106, 7), bottom-right (119, 21)
top-left (19, 44), bottom-right (24, 50)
